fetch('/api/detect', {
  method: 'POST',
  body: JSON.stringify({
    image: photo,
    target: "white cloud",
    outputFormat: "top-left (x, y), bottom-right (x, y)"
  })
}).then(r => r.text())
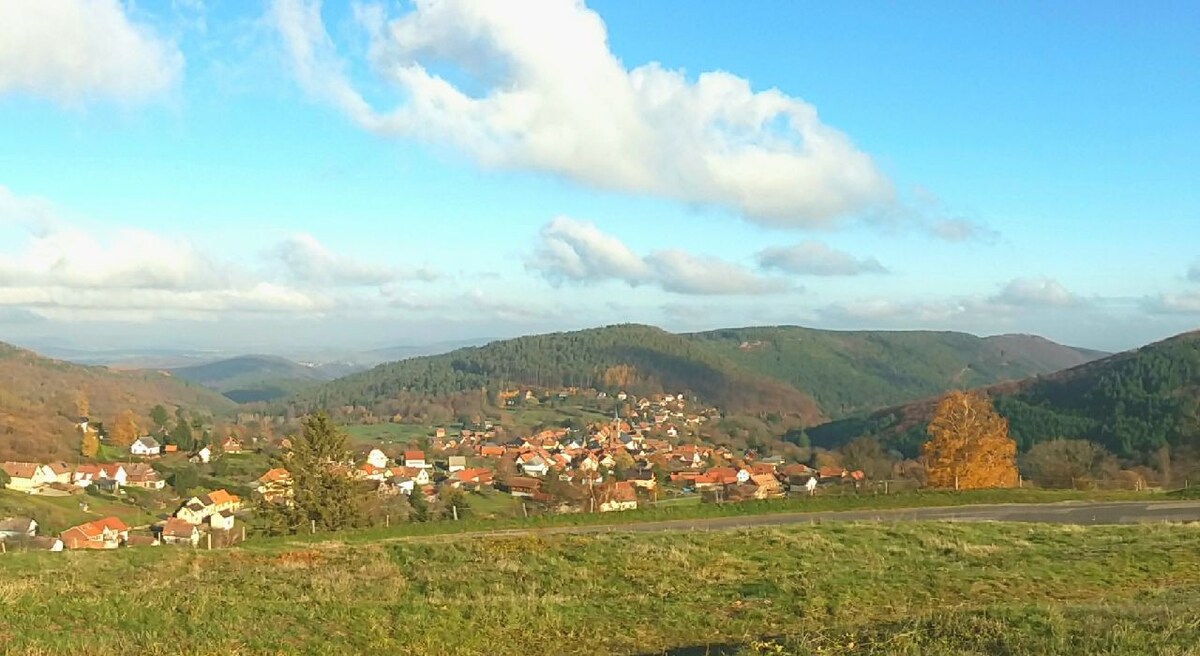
top-left (650, 250), bottom-right (791, 295)
top-left (1188, 263), bottom-right (1200, 283)
top-left (756, 241), bottom-right (886, 276)
top-left (528, 217), bottom-right (791, 296)
top-left (1143, 293), bottom-right (1200, 315)
top-left (529, 217), bottom-right (651, 286)
top-left (993, 277), bottom-right (1081, 308)
top-left (929, 218), bottom-right (1000, 243)
top-left (271, 0), bottom-right (892, 227)
top-left (0, 0), bottom-right (183, 104)
top-left (0, 186), bottom-right (444, 320)
top-left (273, 233), bottom-right (434, 286)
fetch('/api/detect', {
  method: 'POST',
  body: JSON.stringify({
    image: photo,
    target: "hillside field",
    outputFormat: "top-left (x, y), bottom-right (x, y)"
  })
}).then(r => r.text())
top-left (2, 521), bottom-right (1199, 655)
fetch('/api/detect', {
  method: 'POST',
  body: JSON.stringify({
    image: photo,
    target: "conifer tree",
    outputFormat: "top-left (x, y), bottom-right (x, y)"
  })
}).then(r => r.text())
top-left (263, 412), bottom-right (366, 533)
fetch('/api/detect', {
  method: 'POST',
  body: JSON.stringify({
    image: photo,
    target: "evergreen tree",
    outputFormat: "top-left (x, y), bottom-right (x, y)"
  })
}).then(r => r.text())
top-left (263, 412), bottom-right (366, 534)
top-left (407, 484), bottom-right (429, 522)
top-left (170, 419), bottom-right (195, 451)
top-left (149, 405), bottom-right (170, 432)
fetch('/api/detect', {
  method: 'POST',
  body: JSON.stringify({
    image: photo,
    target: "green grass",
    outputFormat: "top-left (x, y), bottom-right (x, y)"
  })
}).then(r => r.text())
top-left (243, 487), bottom-right (1166, 547)
top-left (2, 521), bottom-right (1199, 654)
top-left (0, 489), bottom-right (160, 533)
top-left (342, 422), bottom-right (439, 445)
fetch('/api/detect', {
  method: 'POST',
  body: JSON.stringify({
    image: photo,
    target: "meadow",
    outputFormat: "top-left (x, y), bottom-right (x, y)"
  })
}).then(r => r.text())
top-left (2, 520), bottom-right (1200, 655)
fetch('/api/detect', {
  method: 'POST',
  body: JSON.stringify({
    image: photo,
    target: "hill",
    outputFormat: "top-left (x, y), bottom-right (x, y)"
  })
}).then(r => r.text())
top-left (687, 326), bottom-right (1104, 418)
top-left (170, 355), bottom-right (363, 403)
top-left (808, 330), bottom-right (1200, 459)
top-left (0, 342), bottom-right (235, 461)
top-left (290, 324), bottom-right (826, 423)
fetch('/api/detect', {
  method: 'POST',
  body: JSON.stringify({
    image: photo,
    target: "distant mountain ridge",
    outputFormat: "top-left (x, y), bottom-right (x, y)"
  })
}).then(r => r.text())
top-left (170, 355), bottom-right (366, 404)
top-left (288, 323), bottom-right (1105, 423)
top-left (807, 330), bottom-right (1200, 459)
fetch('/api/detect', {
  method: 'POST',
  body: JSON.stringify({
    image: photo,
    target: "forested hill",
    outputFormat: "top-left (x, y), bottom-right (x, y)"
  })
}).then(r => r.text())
top-left (0, 342), bottom-right (235, 461)
top-left (808, 330), bottom-right (1200, 460)
top-left (688, 326), bottom-right (1104, 418)
top-left (170, 355), bottom-right (361, 403)
top-left (289, 323), bottom-right (1103, 424)
top-left (289, 324), bottom-right (827, 423)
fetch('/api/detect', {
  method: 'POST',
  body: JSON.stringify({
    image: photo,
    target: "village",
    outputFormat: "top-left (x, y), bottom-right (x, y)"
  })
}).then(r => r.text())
top-left (0, 392), bottom-right (865, 552)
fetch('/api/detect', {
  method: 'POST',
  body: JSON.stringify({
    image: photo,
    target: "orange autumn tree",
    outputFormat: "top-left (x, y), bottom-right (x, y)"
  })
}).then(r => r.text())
top-left (109, 410), bottom-right (139, 449)
top-left (922, 391), bottom-right (1018, 489)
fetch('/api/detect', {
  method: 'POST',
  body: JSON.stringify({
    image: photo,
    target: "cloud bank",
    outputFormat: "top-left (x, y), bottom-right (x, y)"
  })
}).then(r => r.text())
top-left (0, 186), bottom-right (431, 320)
top-left (0, 0), bottom-right (183, 104)
top-left (757, 241), bottom-right (886, 276)
top-left (529, 216), bottom-right (791, 295)
top-left (271, 0), bottom-right (892, 227)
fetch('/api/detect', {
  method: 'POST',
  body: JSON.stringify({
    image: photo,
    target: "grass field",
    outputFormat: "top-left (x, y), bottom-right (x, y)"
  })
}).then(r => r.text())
top-left (343, 422), bottom-right (439, 445)
top-left (0, 489), bottom-right (160, 533)
top-left (241, 487), bottom-right (1171, 547)
top-left (2, 521), bottom-right (1199, 654)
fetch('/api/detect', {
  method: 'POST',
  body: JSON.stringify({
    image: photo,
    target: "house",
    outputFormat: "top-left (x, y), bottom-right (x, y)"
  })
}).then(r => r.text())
top-left (388, 466), bottom-right (430, 486)
top-left (61, 516), bottom-right (129, 550)
top-left (749, 474), bottom-right (784, 499)
top-left (159, 518), bottom-right (200, 546)
top-left (130, 436), bottom-right (161, 456)
top-left (818, 466), bottom-right (847, 480)
top-left (499, 477), bottom-right (541, 498)
top-left (176, 489), bottom-right (242, 525)
top-left (163, 444), bottom-right (179, 454)
top-left (256, 468), bottom-right (293, 502)
top-left (358, 463), bottom-right (388, 481)
top-left (365, 448), bottom-right (389, 469)
top-left (478, 444), bottom-right (505, 458)
top-left (193, 446), bottom-right (213, 464)
top-left (220, 436), bottom-right (243, 454)
top-left (1, 462), bottom-right (56, 491)
top-left (210, 510), bottom-right (236, 531)
top-left (403, 451), bottom-right (427, 468)
top-left (781, 464), bottom-right (816, 484)
top-left (447, 455), bottom-right (467, 473)
top-left (0, 517), bottom-right (37, 540)
top-left (71, 464), bottom-right (127, 489)
top-left (46, 462), bottom-right (72, 484)
top-left (627, 470), bottom-right (658, 491)
top-left (599, 481), bottom-right (638, 512)
top-left (447, 467), bottom-right (494, 490)
top-left (517, 452), bottom-right (550, 477)
top-left (124, 463), bottom-right (166, 490)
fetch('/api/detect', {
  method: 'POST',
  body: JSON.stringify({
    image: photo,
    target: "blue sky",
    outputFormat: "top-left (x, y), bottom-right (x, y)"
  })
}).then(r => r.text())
top-left (0, 0), bottom-right (1197, 355)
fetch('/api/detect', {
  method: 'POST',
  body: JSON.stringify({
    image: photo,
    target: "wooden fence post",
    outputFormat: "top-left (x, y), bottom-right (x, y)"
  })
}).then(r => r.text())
top-left (452, 505), bottom-right (459, 521)
top-left (310, 519), bottom-right (316, 534)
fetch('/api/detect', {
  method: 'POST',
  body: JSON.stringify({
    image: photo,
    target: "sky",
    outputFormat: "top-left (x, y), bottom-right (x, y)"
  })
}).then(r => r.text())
top-left (0, 0), bottom-right (1197, 355)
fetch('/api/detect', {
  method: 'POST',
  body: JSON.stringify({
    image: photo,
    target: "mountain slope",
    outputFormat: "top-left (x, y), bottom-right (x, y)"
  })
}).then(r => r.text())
top-left (0, 342), bottom-right (235, 461)
top-left (807, 330), bottom-right (1200, 459)
top-left (291, 324), bottom-right (826, 422)
top-left (687, 326), bottom-right (1104, 418)
top-left (169, 355), bottom-right (363, 403)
